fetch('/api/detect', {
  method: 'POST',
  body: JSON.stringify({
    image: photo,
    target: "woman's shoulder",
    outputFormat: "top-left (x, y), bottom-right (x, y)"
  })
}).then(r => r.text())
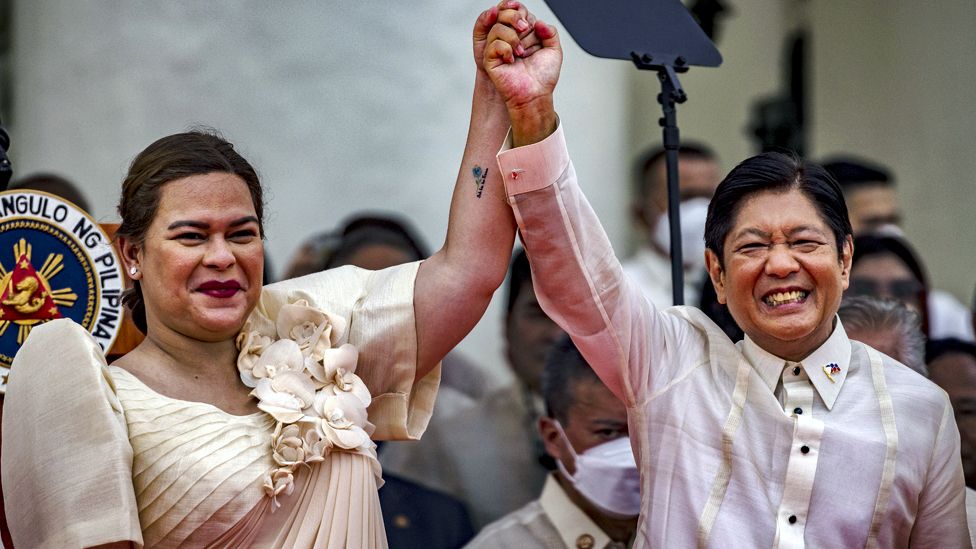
top-left (8, 318), bottom-right (113, 397)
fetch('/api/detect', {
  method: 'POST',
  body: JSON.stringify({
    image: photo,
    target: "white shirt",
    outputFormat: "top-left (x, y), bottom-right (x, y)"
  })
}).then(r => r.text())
top-left (621, 248), bottom-right (702, 309)
top-left (497, 125), bottom-right (969, 548)
top-left (466, 475), bottom-right (627, 549)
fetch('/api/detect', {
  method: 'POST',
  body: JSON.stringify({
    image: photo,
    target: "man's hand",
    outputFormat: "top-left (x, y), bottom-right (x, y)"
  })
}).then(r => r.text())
top-left (483, 2), bottom-right (562, 146)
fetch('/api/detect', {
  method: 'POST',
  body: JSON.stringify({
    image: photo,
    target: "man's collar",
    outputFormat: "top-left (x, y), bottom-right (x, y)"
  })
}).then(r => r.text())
top-left (740, 317), bottom-right (852, 410)
top-left (539, 475), bottom-right (614, 549)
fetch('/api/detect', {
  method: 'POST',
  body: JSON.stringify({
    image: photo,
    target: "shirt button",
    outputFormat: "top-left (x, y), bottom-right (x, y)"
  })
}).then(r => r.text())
top-left (510, 169), bottom-right (524, 180)
top-left (792, 366), bottom-right (801, 375)
top-left (801, 445), bottom-right (810, 454)
top-left (788, 515), bottom-right (797, 524)
top-left (793, 407), bottom-right (803, 415)
top-left (576, 533), bottom-right (595, 549)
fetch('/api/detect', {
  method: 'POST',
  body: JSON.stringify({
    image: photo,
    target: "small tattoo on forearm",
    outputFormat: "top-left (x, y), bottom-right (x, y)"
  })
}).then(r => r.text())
top-left (472, 166), bottom-right (488, 198)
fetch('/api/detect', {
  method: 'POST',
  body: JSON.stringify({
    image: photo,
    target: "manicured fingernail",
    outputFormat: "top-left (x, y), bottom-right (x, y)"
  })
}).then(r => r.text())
top-left (505, 1), bottom-right (520, 9)
top-left (515, 44), bottom-right (525, 56)
top-left (515, 18), bottom-right (529, 32)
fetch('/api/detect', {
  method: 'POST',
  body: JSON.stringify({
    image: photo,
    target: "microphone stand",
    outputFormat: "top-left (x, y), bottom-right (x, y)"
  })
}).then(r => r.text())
top-left (631, 55), bottom-right (688, 305)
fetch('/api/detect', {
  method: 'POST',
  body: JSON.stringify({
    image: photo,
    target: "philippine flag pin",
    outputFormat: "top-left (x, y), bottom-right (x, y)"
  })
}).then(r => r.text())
top-left (823, 363), bottom-right (841, 383)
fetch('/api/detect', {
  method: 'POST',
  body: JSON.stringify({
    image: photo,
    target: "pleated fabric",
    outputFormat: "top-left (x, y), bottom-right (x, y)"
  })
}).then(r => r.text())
top-left (2, 262), bottom-right (437, 548)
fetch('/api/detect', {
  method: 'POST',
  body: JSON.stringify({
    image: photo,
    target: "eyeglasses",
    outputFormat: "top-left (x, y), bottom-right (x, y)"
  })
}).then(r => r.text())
top-left (848, 278), bottom-right (924, 301)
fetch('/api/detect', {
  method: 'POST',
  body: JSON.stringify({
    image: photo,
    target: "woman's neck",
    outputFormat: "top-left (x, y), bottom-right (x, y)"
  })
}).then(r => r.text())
top-left (114, 325), bottom-right (257, 416)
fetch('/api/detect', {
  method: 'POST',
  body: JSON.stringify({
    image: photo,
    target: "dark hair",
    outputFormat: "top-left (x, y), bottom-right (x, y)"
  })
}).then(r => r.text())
top-left (838, 296), bottom-right (926, 374)
top-left (926, 337), bottom-right (976, 365)
top-left (542, 335), bottom-right (600, 424)
top-left (704, 151), bottom-right (852, 265)
top-left (851, 234), bottom-right (928, 287)
top-left (634, 141), bottom-right (717, 201)
top-left (821, 157), bottom-right (893, 191)
top-left (116, 130), bottom-right (265, 334)
top-left (324, 213), bottom-right (429, 269)
top-left (11, 172), bottom-right (92, 213)
top-left (505, 248), bottom-right (534, 316)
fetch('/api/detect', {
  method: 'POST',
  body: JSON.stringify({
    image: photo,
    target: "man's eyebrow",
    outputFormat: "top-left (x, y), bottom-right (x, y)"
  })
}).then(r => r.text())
top-left (732, 228), bottom-right (770, 240)
top-left (787, 225), bottom-right (827, 236)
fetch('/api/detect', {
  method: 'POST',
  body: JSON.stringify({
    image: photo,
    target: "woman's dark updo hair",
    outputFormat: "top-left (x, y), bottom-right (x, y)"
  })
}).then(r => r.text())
top-left (116, 130), bottom-right (265, 334)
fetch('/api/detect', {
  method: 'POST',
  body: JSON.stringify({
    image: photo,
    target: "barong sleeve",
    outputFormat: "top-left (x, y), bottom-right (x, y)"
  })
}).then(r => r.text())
top-left (260, 261), bottom-right (438, 440)
top-left (1, 319), bottom-right (143, 548)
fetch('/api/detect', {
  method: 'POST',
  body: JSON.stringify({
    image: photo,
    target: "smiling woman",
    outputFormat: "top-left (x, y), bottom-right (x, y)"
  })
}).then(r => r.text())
top-left (0, 5), bottom-right (527, 546)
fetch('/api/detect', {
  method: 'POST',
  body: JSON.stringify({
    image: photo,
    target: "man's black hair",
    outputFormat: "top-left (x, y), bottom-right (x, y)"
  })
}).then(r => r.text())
top-left (704, 151), bottom-right (852, 265)
top-left (634, 141), bottom-right (717, 200)
top-left (926, 337), bottom-right (976, 365)
top-left (542, 335), bottom-right (601, 425)
top-left (821, 157), bottom-right (893, 191)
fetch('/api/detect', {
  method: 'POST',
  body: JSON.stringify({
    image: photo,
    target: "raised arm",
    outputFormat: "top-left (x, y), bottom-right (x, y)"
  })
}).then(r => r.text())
top-left (480, 8), bottom-right (698, 405)
top-left (413, 3), bottom-right (532, 377)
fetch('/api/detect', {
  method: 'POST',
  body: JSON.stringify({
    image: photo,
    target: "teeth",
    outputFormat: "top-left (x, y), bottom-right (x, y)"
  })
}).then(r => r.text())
top-left (764, 290), bottom-right (808, 306)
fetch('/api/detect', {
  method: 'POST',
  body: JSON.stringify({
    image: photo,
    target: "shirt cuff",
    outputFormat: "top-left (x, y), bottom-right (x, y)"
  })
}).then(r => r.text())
top-left (496, 120), bottom-right (569, 197)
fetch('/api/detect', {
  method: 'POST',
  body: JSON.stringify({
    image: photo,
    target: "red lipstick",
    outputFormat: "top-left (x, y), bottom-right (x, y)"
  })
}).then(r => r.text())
top-left (197, 280), bottom-right (243, 298)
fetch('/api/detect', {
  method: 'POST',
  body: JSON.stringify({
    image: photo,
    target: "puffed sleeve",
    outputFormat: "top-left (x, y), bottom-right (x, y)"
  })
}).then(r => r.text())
top-left (1, 319), bottom-right (143, 548)
top-left (259, 261), bottom-right (438, 441)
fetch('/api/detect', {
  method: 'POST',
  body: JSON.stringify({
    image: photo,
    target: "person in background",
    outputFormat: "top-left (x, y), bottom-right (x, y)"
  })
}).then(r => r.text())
top-left (925, 337), bottom-right (976, 546)
top-left (822, 157), bottom-right (899, 235)
top-left (382, 249), bottom-right (562, 528)
top-left (850, 234), bottom-right (974, 341)
top-left (9, 172), bottom-right (92, 213)
top-left (623, 143), bottom-right (721, 308)
top-left (825, 159), bottom-right (974, 343)
top-left (838, 295), bottom-right (927, 376)
top-left (466, 336), bottom-right (637, 548)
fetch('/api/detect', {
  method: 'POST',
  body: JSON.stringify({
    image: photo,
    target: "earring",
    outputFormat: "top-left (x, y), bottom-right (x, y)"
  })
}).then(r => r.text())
top-left (129, 266), bottom-right (139, 277)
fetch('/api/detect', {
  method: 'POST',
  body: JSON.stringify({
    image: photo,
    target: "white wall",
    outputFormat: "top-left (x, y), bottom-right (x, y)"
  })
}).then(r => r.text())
top-left (8, 1), bottom-right (632, 385)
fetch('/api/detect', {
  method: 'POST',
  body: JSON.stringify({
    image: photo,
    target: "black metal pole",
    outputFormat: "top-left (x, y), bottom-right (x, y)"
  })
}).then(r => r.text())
top-left (658, 64), bottom-right (687, 306)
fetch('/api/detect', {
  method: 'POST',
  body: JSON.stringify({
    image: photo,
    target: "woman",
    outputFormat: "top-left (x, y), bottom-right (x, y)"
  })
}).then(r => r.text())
top-left (0, 5), bottom-right (534, 547)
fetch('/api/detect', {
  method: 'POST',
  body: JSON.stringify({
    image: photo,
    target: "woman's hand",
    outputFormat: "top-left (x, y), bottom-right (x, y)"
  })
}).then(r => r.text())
top-left (482, 1), bottom-right (563, 146)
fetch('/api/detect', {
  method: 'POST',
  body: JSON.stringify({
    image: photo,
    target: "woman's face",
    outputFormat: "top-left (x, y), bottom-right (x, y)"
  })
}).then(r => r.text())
top-left (706, 188), bottom-right (852, 360)
top-left (124, 172), bottom-right (264, 342)
top-left (849, 253), bottom-right (924, 313)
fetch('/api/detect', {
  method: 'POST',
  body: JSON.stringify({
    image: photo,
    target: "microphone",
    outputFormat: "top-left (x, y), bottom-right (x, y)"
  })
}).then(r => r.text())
top-left (0, 116), bottom-right (11, 191)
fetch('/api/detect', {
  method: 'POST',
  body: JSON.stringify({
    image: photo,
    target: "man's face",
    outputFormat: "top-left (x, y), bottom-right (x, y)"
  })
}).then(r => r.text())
top-left (640, 156), bottom-right (721, 229)
top-left (540, 377), bottom-right (629, 476)
top-left (845, 184), bottom-right (900, 235)
top-left (506, 280), bottom-right (566, 394)
top-left (928, 352), bottom-right (976, 489)
top-left (706, 189), bottom-right (852, 361)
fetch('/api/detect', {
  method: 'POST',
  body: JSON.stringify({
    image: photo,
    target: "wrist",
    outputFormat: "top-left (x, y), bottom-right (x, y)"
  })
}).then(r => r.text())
top-left (508, 96), bottom-right (557, 147)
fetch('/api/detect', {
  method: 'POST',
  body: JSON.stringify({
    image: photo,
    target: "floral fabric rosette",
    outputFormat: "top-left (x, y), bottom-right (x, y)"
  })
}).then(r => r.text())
top-left (236, 298), bottom-right (380, 508)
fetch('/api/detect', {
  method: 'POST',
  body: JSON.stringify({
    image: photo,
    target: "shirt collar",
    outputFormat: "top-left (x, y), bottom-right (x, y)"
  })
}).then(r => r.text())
top-left (539, 475), bottom-right (614, 549)
top-left (739, 317), bottom-right (852, 410)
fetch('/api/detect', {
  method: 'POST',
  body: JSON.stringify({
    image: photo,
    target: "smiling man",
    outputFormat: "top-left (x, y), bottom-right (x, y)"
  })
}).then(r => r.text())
top-left (479, 5), bottom-right (969, 547)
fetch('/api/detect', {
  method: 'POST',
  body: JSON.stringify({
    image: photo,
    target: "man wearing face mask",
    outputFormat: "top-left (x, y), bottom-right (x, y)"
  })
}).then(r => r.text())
top-left (623, 143), bottom-right (721, 308)
top-left (466, 336), bottom-right (638, 549)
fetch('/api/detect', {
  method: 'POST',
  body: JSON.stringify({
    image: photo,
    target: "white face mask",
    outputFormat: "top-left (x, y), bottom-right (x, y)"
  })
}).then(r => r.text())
top-left (554, 424), bottom-right (641, 518)
top-left (652, 197), bottom-right (711, 271)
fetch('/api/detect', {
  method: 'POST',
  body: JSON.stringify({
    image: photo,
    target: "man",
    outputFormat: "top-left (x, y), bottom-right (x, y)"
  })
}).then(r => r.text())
top-left (821, 158), bottom-right (899, 236)
top-left (381, 249), bottom-right (564, 527)
top-left (623, 144), bottom-right (721, 308)
top-left (467, 336), bottom-right (637, 548)
top-left (838, 295), bottom-right (927, 375)
top-left (926, 338), bottom-right (976, 546)
top-left (480, 7), bottom-right (967, 546)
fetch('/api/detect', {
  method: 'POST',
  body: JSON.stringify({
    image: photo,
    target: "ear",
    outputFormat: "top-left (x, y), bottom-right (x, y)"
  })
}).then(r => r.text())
top-left (118, 235), bottom-right (143, 281)
top-left (538, 416), bottom-right (575, 474)
top-left (839, 234), bottom-right (854, 290)
top-left (705, 248), bottom-right (727, 304)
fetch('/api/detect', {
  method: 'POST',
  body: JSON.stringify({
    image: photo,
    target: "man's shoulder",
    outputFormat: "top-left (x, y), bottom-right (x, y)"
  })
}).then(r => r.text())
top-left (464, 499), bottom-right (558, 549)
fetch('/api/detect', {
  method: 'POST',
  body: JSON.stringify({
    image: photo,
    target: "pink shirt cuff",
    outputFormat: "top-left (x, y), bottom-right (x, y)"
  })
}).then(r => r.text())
top-left (496, 121), bottom-right (569, 197)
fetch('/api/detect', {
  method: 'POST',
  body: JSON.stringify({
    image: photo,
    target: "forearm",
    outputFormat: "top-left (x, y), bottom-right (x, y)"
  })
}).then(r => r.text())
top-left (414, 74), bottom-right (518, 375)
